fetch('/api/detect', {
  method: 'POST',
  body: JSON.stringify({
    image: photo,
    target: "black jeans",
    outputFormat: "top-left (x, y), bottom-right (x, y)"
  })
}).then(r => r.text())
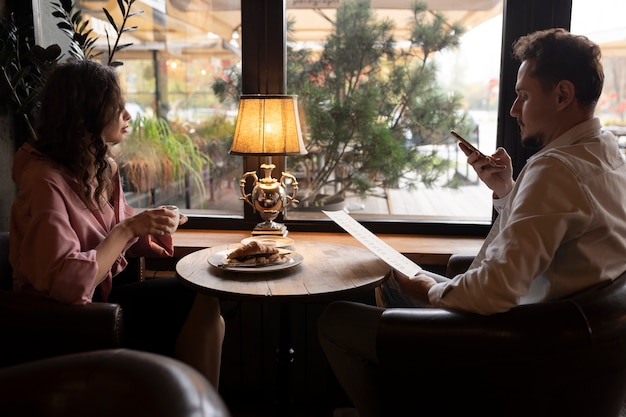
top-left (104, 277), bottom-right (195, 356)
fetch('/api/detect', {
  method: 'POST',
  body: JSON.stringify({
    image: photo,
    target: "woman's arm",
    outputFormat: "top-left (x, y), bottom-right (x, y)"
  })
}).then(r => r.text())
top-left (94, 208), bottom-right (179, 285)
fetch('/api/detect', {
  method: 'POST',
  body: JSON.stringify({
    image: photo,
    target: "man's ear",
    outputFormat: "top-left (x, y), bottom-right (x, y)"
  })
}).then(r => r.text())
top-left (556, 80), bottom-right (575, 109)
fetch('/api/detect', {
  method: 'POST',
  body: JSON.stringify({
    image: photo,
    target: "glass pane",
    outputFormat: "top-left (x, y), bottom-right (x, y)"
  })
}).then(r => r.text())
top-left (41, 1), bottom-right (626, 226)
top-left (285, 0), bottom-right (503, 222)
top-left (77, 0), bottom-right (243, 215)
top-left (572, 0), bottom-right (626, 148)
top-left (77, 0), bottom-right (510, 223)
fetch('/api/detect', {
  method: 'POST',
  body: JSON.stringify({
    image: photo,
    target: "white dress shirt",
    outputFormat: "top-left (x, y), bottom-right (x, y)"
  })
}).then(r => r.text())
top-left (429, 118), bottom-right (626, 314)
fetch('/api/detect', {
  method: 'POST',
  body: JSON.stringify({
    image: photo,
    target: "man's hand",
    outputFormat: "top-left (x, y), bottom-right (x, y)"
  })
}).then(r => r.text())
top-left (392, 270), bottom-right (438, 307)
top-left (460, 144), bottom-right (515, 198)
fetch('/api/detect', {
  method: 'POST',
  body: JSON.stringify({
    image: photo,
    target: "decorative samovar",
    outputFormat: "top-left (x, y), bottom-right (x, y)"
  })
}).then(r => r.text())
top-left (240, 162), bottom-right (299, 236)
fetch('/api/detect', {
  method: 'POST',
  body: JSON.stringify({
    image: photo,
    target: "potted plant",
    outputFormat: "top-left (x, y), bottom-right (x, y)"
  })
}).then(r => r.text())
top-left (0, 13), bottom-right (60, 144)
top-left (0, 0), bottom-right (140, 142)
top-left (113, 115), bottom-right (210, 205)
top-left (176, 115), bottom-right (240, 204)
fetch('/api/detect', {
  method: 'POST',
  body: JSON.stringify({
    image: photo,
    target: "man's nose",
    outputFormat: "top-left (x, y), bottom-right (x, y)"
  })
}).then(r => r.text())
top-left (509, 99), bottom-right (519, 117)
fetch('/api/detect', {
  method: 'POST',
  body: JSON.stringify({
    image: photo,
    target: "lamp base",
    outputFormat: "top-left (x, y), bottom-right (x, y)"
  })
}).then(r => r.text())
top-left (251, 221), bottom-right (288, 236)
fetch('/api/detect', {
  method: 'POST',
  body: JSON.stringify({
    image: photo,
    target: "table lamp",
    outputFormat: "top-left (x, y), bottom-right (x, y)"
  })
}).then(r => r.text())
top-left (230, 94), bottom-right (308, 236)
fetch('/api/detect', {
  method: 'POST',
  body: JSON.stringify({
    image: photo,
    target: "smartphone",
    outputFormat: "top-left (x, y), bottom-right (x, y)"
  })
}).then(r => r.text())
top-left (450, 130), bottom-right (497, 167)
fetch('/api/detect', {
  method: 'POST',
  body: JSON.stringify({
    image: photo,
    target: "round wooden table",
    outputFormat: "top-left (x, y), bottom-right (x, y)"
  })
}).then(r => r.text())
top-left (176, 240), bottom-right (389, 416)
top-left (175, 241), bottom-right (390, 302)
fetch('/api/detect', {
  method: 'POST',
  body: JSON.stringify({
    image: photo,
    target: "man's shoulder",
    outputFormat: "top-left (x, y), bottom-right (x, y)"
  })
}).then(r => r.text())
top-left (535, 136), bottom-right (624, 179)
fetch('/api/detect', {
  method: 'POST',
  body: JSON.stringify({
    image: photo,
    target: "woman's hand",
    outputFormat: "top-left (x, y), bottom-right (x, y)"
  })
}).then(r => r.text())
top-left (94, 208), bottom-right (180, 286)
top-left (120, 208), bottom-right (180, 237)
top-left (178, 212), bottom-right (188, 227)
top-left (459, 143), bottom-right (515, 198)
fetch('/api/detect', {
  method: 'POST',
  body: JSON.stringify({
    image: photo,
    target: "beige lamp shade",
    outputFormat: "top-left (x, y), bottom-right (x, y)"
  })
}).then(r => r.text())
top-left (230, 94), bottom-right (308, 156)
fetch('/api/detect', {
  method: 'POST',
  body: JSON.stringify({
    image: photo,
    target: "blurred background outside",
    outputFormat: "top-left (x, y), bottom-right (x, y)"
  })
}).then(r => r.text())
top-left (67, 0), bottom-right (626, 222)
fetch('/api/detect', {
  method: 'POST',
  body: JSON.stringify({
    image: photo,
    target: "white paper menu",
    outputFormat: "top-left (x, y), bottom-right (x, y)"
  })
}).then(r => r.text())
top-left (323, 210), bottom-right (422, 277)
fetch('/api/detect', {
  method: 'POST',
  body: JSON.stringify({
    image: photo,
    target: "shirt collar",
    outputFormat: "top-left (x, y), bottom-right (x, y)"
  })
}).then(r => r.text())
top-left (532, 118), bottom-right (602, 160)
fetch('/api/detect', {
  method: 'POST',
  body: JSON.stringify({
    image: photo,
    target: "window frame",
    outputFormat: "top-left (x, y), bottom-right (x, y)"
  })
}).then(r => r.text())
top-left (26, 0), bottom-right (573, 237)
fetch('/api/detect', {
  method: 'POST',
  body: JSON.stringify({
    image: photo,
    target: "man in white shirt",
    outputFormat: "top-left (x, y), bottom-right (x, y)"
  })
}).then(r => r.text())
top-left (318, 28), bottom-right (626, 417)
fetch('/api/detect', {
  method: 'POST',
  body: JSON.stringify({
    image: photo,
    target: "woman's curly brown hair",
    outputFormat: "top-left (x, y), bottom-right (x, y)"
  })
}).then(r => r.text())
top-left (34, 60), bottom-right (125, 210)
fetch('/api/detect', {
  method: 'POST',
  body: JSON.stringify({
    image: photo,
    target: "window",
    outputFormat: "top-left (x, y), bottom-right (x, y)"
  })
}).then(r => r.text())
top-left (284, 1), bottom-right (503, 223)
top-left (572, 0), bottom-right (626, 144)
top-left (103, 0), bottom-right (244, 217)
top-left (108, 0), bottom-right (504, 226)
top-left (59, 0), bottom-right (623, 234)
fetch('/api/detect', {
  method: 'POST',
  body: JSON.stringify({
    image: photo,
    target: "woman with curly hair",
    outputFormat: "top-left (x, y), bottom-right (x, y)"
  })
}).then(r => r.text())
top-left (9, 59), bottom-right (224, 387)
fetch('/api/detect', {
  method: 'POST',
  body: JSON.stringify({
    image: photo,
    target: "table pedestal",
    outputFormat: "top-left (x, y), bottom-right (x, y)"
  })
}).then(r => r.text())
top-left (274, 303), bottom-right (295, 416)
top-left (176, 241), bottom-right (390, 416)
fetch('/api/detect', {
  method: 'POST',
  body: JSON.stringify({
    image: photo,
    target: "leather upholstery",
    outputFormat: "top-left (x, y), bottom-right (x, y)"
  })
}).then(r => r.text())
top-left (1, 231), bottom-right (231, 416)
top-left (0, 231), bottom-right (123, 367)
top-left (376, 256), bottom-right (626, 417)
top-left (0, 348), bottom-right (231, 417)
top-left (445, 253), bottom-right (476, 278)
top-left (0, 231), bottom-right (10, 291)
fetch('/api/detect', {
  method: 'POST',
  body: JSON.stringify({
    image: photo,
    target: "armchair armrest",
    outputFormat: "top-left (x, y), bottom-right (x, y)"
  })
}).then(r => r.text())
top-left (0, 349), bottom-right (231, 417)
top-left (378, 301), bottom-right (589, 360)
top-left (445, 253), bottom-right (476, 277)
top-left (0, 290), bottom-right (123, 367)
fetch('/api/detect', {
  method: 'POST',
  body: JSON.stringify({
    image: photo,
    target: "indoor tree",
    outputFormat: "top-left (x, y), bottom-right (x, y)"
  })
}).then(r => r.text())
top-left (213, 0), bottom-right (475, 209)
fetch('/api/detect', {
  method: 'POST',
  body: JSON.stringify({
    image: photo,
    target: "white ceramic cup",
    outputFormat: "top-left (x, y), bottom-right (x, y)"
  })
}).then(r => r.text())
top-left (163, 205), bottom-right (180, 234)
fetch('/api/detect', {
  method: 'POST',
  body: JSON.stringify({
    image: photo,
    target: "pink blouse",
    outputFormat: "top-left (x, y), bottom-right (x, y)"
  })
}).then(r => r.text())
top-left (9, 143), bottom-right (173, 305)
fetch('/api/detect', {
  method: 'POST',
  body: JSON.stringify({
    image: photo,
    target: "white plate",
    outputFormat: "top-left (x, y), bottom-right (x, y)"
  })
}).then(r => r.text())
top-left (208, 250), bottom-right (304, 273)
top-left (240, 236), bottom-right (295, 248)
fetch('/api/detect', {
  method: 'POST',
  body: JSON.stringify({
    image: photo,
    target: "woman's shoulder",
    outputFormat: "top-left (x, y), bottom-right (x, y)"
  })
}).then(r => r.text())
top-left (14, 145), bottom-right (75, 191)
top-left (23, 157), bottom-right (68, 183)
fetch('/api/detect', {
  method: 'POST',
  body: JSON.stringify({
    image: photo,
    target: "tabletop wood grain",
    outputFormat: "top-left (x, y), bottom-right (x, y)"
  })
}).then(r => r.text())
top-left (175, 241), bottom-right (390, 302)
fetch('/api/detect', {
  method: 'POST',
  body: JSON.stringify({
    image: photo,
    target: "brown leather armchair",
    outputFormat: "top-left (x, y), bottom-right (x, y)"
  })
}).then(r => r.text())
top-left (1, 233), bottom-right (231, 416)
top-left (374, 254), bottom-right (626, 417)
top-left (0, 348), bottom-right (230, 417)
top-left (0, 231), bottom-right (124, 367)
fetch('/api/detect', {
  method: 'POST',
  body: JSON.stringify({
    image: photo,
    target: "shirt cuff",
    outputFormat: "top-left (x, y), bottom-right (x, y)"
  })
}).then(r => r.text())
top-left (428, 281), bottom-right (451, 307)
top-left (493, 192), bottom-right (509, 212)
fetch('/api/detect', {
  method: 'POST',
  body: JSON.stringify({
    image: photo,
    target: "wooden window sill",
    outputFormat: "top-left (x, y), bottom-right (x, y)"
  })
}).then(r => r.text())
top-left (173, 229), bottom-right (483, 266)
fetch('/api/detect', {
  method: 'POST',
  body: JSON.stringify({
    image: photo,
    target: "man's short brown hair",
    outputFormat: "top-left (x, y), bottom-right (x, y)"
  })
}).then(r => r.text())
top-left (512, 28), bottom-right (604, 109)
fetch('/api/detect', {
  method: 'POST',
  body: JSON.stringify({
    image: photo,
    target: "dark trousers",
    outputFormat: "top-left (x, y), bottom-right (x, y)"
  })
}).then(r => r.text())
top-left (101, 277), bottom-right (195, 357)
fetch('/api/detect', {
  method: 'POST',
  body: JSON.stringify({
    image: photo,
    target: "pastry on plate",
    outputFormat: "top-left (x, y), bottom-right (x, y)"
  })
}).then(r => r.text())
top-left (226, 241), bottom-right (282, 265)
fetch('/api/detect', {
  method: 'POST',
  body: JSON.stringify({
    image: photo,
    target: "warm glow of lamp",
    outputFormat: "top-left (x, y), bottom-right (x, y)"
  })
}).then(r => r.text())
top-left (231, 94), bottom-right (308, 236)
top-left (230, 95), bottom-right (307, 156)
